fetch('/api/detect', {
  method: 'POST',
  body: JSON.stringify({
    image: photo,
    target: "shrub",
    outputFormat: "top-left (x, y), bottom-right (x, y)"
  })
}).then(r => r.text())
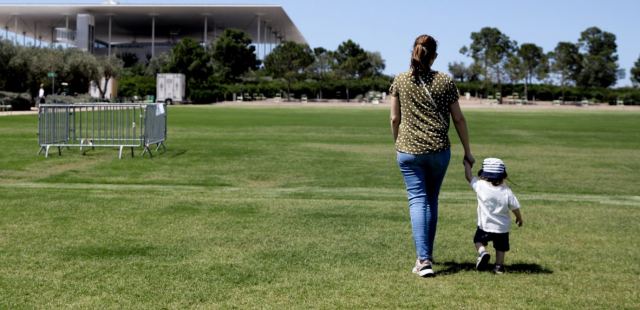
top-left (118, 76), bottom-right (156, 99)
top-left (8, 96), bottom-right (32, 110)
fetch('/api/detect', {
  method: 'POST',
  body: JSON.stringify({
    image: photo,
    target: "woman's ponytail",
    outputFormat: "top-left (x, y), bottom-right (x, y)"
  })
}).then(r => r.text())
top-left (410, 35), bottom-right (438, 78)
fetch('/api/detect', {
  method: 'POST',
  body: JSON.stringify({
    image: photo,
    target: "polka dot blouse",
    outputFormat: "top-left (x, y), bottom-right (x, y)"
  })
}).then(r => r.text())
top-left (389, 70), bottom-right (459, 154)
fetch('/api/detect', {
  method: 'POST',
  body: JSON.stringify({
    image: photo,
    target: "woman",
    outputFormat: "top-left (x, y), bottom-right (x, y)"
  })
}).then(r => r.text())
top-left (390, 34), bottom-right (474, 277)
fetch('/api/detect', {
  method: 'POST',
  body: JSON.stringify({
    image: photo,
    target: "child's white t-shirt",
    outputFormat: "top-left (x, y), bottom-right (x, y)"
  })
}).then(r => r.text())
top-left (470, 177), bottom-right (520, 233)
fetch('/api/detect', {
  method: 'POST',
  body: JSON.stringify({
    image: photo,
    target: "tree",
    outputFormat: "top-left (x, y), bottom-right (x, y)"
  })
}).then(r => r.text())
top-left (461, 27), bottom-right (516, 102)
top-left (310, 47), bottom-right (333, 78)
top-left (145, 53), bottom-right (169, 77)
top-left (448, 61), bottom-right (467, 82)
top-left (333, 39), bottom-right (371, 100)
top-left (63, 49), bottom-right (99, 95)
top-left (549, 42), bottom-right (582, 101)
top-left (448, 61), bottom-right (479, 83)
top-left (117, 52), bottom-right (139, 68)
top-left (363, 51), bottom-right (385, 77)
top-left (166, 38), bottom-right (210, 87)
top-left (93, 56), bottom-right (124, 99)
top-left (333, 40), bottom-right (371, 79)
top-left (504, 55), bottom-right (525, 85)
top-left (517, 43), bottom-right (548, 100)
top-left (210, 29), bottom-right (259, 83)
top-left (8, 46), bottom-right (65, 98)
top-left (310, 47), bottom-right (335, 99)
top-left (0, 40), bottom-right (17, 90)
top-left (631, 55), bottom-right (640, 87)
top-left (264, 41), bottom-right (314, 100)
top-left (576, 27), bottom-right (619, 88)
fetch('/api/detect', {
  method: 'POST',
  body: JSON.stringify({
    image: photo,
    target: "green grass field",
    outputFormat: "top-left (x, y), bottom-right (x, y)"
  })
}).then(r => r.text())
top-left (1, 105), bottom-right (639, 308)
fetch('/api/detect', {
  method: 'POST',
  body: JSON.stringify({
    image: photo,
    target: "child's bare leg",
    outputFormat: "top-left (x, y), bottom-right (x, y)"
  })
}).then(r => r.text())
top-left (495, 251), bottom-right (505, 265)
top-left (475, 242), bottom-right (486, 253)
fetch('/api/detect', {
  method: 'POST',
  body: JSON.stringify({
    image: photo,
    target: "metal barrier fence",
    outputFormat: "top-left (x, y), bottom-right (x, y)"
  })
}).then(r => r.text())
top-left (38, 103), bottom-right (167, 159)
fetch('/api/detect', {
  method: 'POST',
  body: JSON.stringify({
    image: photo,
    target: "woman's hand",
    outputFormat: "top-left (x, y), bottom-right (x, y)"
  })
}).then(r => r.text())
top-left (463, 153), bottom-right (475, 167)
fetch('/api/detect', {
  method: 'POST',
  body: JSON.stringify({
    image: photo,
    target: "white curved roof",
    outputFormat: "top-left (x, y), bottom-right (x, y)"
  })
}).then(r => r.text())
top-left (0, 4), bottom-right (306, 44)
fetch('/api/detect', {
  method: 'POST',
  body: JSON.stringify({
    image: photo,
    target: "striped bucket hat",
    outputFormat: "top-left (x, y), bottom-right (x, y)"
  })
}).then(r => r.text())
top-left (480, 158), bottom-right (507, 180)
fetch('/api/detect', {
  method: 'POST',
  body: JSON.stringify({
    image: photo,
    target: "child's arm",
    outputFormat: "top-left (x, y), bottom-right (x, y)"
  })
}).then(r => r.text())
top-left (512, 209), bottom-right (523, 227)
top-left (464, 159), bottom-right (473, 183)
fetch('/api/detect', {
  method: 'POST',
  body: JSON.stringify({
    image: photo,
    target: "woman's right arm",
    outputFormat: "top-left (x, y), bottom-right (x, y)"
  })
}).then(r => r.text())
top-left (450, 101), bottom-right (474, 165)
top-left (390, 95), bottom-right (401, 142)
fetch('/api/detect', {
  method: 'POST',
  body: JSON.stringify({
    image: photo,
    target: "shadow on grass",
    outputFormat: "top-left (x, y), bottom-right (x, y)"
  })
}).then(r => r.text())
top-left (437, 261), bottom-right (553, 276)
top-left (61, 245), bottom-right (157, 260)
top-left (169, 149), bottom-right (188, 158)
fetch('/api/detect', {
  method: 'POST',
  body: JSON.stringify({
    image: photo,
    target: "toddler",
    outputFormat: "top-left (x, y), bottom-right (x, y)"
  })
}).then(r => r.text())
top-left (464, 158), bottom-right (523, 274)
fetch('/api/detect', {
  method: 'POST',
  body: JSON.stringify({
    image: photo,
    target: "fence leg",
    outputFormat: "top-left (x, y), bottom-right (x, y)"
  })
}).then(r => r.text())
top-left (45, 145), bottom-right (50, 158)
top-left (155, 142), bottom-right (166, 152)
top-left (141, 144), bottom-right (152, 158)
top-left (118, 146), bottom-right (124, 159)
top-left (38, 146), bottom-right (45, 156)
top-left (57, 146), bottom-right (62, 156)
top-left (131, 147), bottom-right (134, 158)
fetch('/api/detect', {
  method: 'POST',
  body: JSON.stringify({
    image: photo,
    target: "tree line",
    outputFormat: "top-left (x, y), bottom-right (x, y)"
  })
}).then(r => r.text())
top-left (450, 26), bottom-right (640, 102)
top-left (1, 26), bottom-right (639, 105)
top-left (0, 40), bottom-right (124, 99)
top-left (149, 29), bottom-right (387, 102)
top-left (0, 28), bottom-right (388, 103)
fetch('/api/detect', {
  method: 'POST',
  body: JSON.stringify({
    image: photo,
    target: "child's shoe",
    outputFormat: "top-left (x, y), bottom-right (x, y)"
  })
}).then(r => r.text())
top-left (476, 251), bottom-right (490, 270)
top-left (412, 259), bottom-right (435, 277)
top-left (493, 264), bottom-right (506, 274)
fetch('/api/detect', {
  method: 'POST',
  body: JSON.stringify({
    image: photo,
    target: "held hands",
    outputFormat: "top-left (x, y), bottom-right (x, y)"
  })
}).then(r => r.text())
top-left (463, 153), bottom-right (475, 167)
top-left (463, 153), bottom-right (474, 182)
top-left (463, 159), bottom-right (472, 169)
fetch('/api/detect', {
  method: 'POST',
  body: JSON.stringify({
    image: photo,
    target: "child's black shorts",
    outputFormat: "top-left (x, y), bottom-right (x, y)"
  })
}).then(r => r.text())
top-left (473, 227), bottom-right (510, 251)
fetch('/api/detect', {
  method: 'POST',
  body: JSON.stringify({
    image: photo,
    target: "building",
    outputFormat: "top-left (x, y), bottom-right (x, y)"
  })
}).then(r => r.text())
top-left (0, 1), bottom-right (306, 61)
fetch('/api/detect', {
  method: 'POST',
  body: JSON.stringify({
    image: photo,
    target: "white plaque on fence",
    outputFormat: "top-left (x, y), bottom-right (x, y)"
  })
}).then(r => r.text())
top-left (156, 103), bottom-right (165, 116)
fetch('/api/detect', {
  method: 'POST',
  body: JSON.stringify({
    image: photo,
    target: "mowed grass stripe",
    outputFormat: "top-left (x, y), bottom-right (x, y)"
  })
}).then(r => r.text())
top-left (2, 182), bottom-right (640, 207)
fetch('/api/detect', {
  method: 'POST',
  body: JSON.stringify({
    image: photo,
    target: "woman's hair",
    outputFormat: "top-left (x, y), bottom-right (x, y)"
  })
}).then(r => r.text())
top-left (477, 169), bottom-right (508, 186)
top-left (410, 34), bottom-right (438, 78)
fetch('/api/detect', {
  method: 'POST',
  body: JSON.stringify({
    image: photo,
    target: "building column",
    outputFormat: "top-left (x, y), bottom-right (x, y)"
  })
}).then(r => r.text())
top-left (14, 15), bottom-right (18, 44)
top-left (263, 21), bottom-right (267, 58)
top-left (108, 15), bottom-right (112, 57)
top-left (151, 15), bottom-right (156, 58)
top-left (270, 29), bottom-right (273, 53)
top-left (256, 14), bottom-right (261, 60)
top-left (203, 14), bottom-right (208, 48)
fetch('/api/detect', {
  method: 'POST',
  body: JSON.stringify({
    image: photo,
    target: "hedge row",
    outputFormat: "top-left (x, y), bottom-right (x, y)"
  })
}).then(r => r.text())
top-left (109, 75), bottom-right (640, 105)
top-left (189, 77), bottom-right (393, 103)
top-left (457, 82), bottom-right (640, 105)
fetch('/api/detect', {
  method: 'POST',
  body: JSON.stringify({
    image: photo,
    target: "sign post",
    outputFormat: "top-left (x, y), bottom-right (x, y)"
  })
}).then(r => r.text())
top-left (47, 72), bottom-right (57, 95)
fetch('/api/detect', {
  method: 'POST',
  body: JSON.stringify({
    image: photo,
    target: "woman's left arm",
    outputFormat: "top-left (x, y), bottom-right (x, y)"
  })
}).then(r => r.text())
top-left (390, 95), bottom-right (401, 141)
top-left (451, 100), bottom-right (474, 165)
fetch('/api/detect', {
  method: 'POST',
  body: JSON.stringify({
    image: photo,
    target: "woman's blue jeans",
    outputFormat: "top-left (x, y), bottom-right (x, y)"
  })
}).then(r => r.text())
top-left (397, 149), bottom-right (450, 262)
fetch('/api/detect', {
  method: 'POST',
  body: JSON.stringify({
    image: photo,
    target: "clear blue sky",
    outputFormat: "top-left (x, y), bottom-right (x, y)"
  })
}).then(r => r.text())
top-left (10, 0), bottom-right (640, 86)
